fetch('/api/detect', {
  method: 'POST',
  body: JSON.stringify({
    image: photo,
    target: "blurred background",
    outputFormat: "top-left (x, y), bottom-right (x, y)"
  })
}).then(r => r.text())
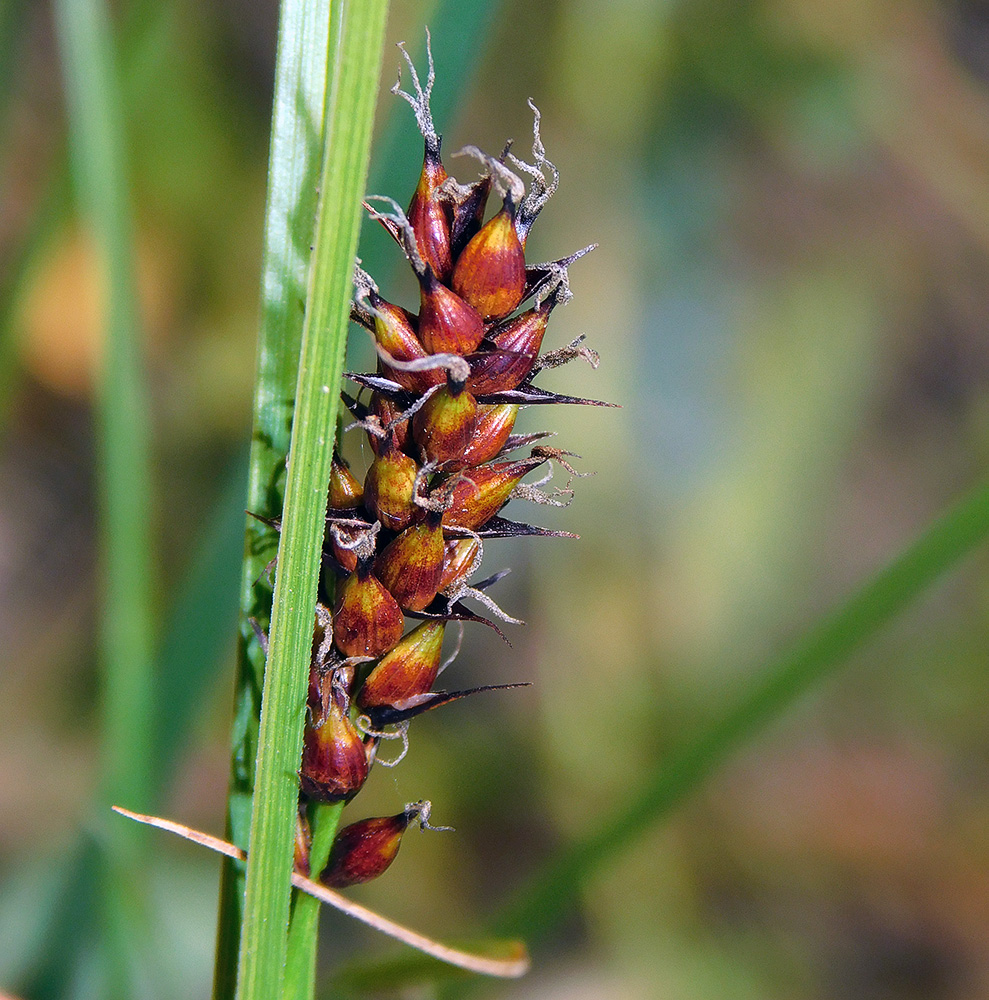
top-left (3, 0), bottom-right (989, 997)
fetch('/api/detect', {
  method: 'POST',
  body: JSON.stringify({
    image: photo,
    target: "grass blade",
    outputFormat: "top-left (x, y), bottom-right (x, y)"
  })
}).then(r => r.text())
top-left (232, 2), bottom-right (390, 998)
top-left (211, 0), bottom-right (334, 995)
top-left (53, 0), bottom-right (155, 994)
top-left (498, 476), bottom-right (989, 940)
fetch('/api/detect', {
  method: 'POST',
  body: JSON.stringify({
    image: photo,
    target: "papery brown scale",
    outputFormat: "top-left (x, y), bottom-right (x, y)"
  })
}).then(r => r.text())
top-left (437, 537), bottom-right (479, 593)
top-left (329, 455), bottom-right (363, 511)
top-left (411, 385), bottom-right (478, 465)
top-left (319, 811), bottom-right (412, 888)
top-left (440, 456), bottom-right (546, 531)
top-left (332, 565), bottom-right (405, 658)
top-left (373, 514), bottom-right (445, 611)
top-left (417, 268), bottom-right (484, 355)
top-left (300, 685), bottom-right (370, 801)
top-left (363, 435), bottom-right (418, 531)
top-left (451, 203), bottom-right (526, 320)
top-left (357, 620), bottom-right (446, 711)
top-left (407, 141), bottom-right (453, 282)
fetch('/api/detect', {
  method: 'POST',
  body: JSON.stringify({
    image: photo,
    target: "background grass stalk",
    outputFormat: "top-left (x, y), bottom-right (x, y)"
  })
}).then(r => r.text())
top-left (53, 0), bottom-right (155, 992)
top-left (497, 475), bottom-right (989, 942)
top-left (232, 2), bottom-right (390, 998)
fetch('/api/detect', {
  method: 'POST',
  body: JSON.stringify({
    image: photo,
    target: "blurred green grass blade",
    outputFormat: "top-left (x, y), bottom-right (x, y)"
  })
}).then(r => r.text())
top-left (54, 0), bottom-right (155, 814)
top-left (233, 2), bottom-right (389, 998)
top-left (212, 0), bottom-right (335, 995)
top-left (499, 476), bottom-right (989, 941)
top-left (54, 0), bottom-right (156, 994)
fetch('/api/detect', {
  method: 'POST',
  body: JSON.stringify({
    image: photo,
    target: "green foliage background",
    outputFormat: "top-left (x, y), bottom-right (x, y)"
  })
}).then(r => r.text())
top-left (3, 0), bottom-right (989, 997)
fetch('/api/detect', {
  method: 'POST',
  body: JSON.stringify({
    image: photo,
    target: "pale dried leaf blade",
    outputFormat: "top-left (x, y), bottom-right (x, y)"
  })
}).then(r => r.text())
top-left (111, 807), bottom-right (530, 979)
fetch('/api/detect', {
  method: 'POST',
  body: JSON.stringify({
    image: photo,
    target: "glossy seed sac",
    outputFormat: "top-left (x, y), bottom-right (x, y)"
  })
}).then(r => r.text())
top-left (357, 620), bottom-right (446, 711)
top-left (407, 140), bottom-right (453, 282)
top-left (373, 514), bottom-right (445, 611)
top-left (300, 683), bottom-right (370, 802)
top-left (451, 203), bottom-right (526, 320)
top-left (332, 565), bottom-right (405, 658)
top-left (411, 385), bottom-right (478, 465)
top-left (319, 810), bottom-right (413, 888)
top-left (417, 268), bottom-right (484, 356)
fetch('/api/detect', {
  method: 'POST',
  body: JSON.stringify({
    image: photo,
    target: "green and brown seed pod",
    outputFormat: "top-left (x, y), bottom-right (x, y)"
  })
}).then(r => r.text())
top-left (439, 455), bottom-right (547, 531)
top-left (407, 139), bottom-right (453, 282)
top-left (458, 403), bottom-right (518, 468)
top-left (417, 267), bottom-right (485, 355)
top-left (329, 454), bottom-right (363, 511)
top-left (332, 563), bottom-right (405, 658)
top-left (411, 384), bottom-right (479, 465)
top-left (363, 433), bottom-right (419, 531)
top-left (300, 680), bottom-right (370, 802)
top-left (373, 512), bottom-right (445, 611)
top-left (357, 620), bottom-right (446, 712)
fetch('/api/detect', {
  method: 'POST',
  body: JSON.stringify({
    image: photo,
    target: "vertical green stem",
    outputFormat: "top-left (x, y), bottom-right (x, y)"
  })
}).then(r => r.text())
top-left (232, 3), bottom-right (390, 999)
top-left (212, 0), bottom-right (332, 995)
top-left (282, 801), bottom-right (344, 1000)
top-left (53, 0), bottom-right (155, 995)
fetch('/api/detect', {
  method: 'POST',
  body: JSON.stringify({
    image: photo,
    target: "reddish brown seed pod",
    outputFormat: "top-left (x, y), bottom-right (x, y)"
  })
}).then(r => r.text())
top-left (294, 812), bottom-right (313, 876)
top-left (457, 403), bottom-right (518, 468)
top-left (451, 202), bottom-right (526, 320)
top-left (463, 302), bottom-right (551, 395)
top-left (319, 809), bottom-right (415, 888)
top-left (440, 455), bottom-right (546, 531)
top-left (367, 290), bottom-right (444, 393)
top-left (300, 682), bottom-right (370, 802)
top-left (407, 140), bottom-right (453, 282)
top-left (373, 513), bottom-right (445, 611)
top-left (329, 455), bottom-right (363, 511)
top-left (437, 537), bottom-right (479, 593)
top-left (363, 434), bottom-right (418, 531)
top-left (417, 267), bottom-right (485, 355)
top-left (357, 620), bottom-right (446, 711)
top-left (332, 564), bottom-right (405, 658)
top-left (411, 385), bottom-right (479, 465)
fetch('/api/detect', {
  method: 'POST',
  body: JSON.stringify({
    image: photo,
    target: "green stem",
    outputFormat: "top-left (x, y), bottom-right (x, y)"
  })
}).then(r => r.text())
top-left (232, 3), bottom-right (390, 999)
top-left (282, 801), bottom-right (344, 999)
top-left (211, 0), bottom-right (333, 994)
